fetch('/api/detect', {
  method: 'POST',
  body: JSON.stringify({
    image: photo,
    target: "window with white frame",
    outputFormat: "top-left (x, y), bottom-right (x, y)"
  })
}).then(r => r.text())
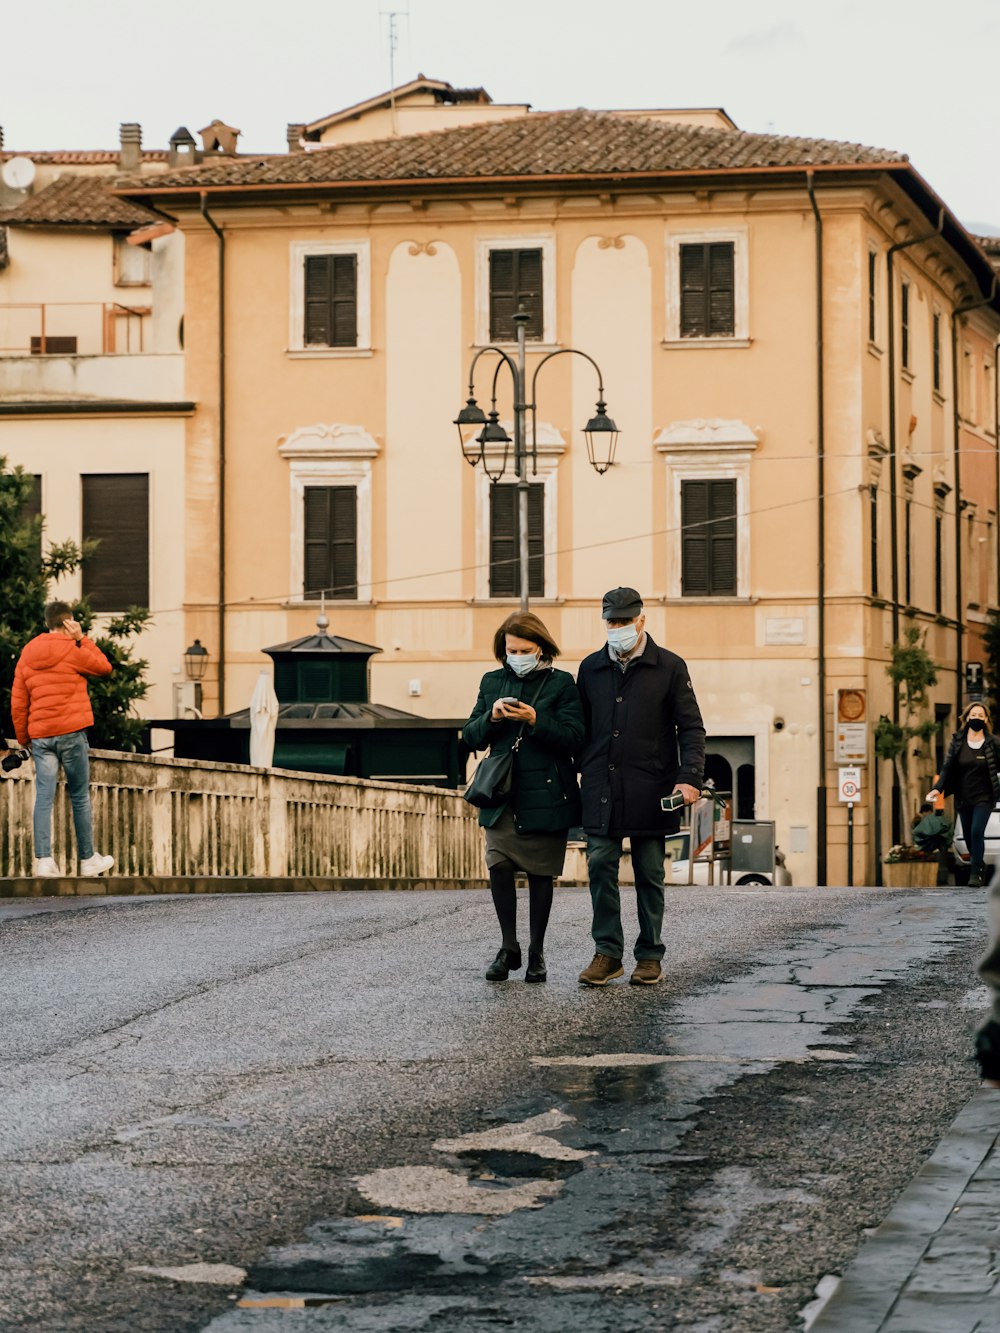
top-left (475, 236), bottom-right (556, 346)
top-left (665, 228), bottom-right (749, 345)
top-left (288, 241), bottom-right (371, 354)
top-left (655, 419), bottom-right (757, 598)
top-left (474, 422), bottom-right (563, 599)
top-left (277, 423), bottom-right (378, 600)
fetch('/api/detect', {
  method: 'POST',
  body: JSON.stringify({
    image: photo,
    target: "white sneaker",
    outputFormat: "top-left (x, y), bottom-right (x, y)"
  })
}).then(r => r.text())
top-left (33, 857), bottom-right (63, 878)
top-left (80, 853), bottom-right (114, 878)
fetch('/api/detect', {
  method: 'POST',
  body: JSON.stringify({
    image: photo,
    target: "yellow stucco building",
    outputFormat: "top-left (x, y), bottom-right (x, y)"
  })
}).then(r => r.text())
top-left (116, 82), bottom-right (1000, 885)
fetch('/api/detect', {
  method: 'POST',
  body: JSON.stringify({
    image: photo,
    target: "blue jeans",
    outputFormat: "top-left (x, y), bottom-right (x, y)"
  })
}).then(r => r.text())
top-left (586, 834), bottom-right (666, 961)
top-left (959, 803), bottom-right (993, 877)
top-left (32, 730), bottom-right (94, 861)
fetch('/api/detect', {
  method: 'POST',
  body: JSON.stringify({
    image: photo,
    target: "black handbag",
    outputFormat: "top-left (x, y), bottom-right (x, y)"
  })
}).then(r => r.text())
top-left (463, 675), bottom-right (548, 809)
top-left (463, 731), bottom-right (525, 808)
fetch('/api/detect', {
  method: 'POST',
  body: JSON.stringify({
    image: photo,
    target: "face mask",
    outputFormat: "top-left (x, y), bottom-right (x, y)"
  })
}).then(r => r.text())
top-left (607, 624), bottom-right (640, 654)
top-left (506, 652), bottom-right (539, 678)
top-left (968, 718), bottom-right (986, 733)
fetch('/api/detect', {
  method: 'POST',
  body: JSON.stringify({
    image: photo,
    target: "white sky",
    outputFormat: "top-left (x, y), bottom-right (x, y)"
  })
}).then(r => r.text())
top-left (3, 0), bottom-right (998, 228)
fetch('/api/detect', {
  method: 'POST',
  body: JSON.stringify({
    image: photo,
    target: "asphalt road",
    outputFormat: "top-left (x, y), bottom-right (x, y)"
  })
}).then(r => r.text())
top-left (0, 885), bottom-right (989, 1332)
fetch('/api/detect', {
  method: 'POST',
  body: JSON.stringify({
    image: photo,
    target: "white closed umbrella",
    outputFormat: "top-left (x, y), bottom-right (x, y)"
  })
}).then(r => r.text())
top-left (249, 669), bottom-right (279, 768)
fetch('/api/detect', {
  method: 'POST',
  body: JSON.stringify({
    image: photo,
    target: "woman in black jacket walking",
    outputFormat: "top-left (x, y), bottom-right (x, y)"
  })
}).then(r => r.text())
top-left (927, 702), bottom-right (1000, 889)
top-left (928, 702), bottom-right (1000, 1086)
top-left (463, 613), bottom-right (584, 983)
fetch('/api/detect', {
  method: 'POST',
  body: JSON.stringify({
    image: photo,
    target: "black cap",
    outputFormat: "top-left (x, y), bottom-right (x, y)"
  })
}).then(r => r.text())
top-left (602, 586), bottom-right (643, 620)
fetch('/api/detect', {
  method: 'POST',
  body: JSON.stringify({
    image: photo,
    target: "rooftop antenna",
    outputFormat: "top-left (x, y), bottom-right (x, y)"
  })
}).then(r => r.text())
top-left (380, 5), bottom-right (410, 136)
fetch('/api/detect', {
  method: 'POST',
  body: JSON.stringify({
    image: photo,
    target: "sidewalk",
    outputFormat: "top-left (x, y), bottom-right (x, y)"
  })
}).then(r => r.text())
top-left (810, 1086), bottom-right (1000, 1332)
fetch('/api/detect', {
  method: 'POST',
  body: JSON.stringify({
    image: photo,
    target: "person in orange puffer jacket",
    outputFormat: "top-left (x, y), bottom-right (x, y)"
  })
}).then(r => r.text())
top-left (11, 601), bottom-right (115, 879)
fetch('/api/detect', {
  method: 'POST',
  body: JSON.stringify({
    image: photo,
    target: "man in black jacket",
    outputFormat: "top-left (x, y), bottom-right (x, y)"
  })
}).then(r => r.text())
top-left (576, 587), bottom-right (705, 987)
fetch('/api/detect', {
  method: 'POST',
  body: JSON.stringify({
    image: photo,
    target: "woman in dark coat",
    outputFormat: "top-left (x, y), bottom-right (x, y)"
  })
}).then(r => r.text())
top-left (927, 702), bottom-right (1000, 890)
top-left (929, 702), bottom-right (1000, 1085)
top-left (463, 613), bottom-right (584, 983)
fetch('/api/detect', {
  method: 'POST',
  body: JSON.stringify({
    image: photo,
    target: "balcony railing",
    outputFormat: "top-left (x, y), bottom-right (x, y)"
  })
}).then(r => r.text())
top-left (0, 302), bottom-right (151, 356)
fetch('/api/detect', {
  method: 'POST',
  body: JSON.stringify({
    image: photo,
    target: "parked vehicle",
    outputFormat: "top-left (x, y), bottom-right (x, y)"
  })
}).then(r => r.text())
top-left (953, 804), bottom-right (1000, 872)
top-left (666, 831), bottom-right (793, 887)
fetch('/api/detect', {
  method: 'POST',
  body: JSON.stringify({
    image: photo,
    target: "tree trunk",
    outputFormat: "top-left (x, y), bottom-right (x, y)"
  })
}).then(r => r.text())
top-left (893, 753), bottom-right (912, 845)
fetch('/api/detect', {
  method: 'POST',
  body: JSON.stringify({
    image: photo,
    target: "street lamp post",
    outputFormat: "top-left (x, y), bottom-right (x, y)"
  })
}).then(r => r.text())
top-left (454, 307), bottom-right (618, 612)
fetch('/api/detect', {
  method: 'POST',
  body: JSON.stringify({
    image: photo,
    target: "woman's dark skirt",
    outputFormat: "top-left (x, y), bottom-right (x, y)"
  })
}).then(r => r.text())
top-left (484, 806), bottom-right (568, 876)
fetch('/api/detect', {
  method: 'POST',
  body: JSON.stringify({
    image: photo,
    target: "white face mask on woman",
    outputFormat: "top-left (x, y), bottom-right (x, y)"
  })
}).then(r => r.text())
top-left (607, 624), bottom-right (640, 655)
top-left (506, 651), bottom-right (539, 677)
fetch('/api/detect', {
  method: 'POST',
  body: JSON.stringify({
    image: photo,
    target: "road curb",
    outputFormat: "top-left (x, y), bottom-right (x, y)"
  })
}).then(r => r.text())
top-left (809, 1088), bottom-right (1000, 1330)
top-left (0, 875), bottom-right (490, 897)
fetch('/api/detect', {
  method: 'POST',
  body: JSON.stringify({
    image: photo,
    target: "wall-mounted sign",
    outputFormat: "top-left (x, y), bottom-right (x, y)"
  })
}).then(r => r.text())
top-left (834, 689), bottom-right (868, 764)
top-left (765, 617), bottom-right (806, 645)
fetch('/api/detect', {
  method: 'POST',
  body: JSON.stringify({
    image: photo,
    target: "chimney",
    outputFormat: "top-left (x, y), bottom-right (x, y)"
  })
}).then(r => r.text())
top-left (168, 126), bottom-right (199, 168)
top-left (119, 122), bottom-right (142, 171)
top-left (286, 123), bottom-right (306, 153)
top-left (198, 120), bottom-right (241, 156)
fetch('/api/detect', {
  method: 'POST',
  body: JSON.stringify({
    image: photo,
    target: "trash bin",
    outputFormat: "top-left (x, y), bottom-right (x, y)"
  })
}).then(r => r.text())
top-left (730, 820), bottom-right (776, 876)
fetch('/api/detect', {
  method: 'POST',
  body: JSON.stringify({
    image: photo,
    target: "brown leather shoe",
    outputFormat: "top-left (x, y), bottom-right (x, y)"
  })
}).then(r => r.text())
top-left (578, 954), bottom-right (625, 986)
top-left (630, 959), bottom-right (663, 986)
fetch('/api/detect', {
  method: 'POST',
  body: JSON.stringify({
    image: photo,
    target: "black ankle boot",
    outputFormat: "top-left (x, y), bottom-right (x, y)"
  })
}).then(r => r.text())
top-left (485, 947), bottom-right (522, 981)
top-left (525, 951), bottom-right (547, 983)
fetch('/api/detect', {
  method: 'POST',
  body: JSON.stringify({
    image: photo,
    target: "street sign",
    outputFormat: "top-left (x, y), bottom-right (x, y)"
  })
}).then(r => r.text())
top-left (965, 662), bottom-right (984, 700)
top-left (834, 689), bottom-right (868, 764)
top-left (838, 766), bottom-right (862, 803)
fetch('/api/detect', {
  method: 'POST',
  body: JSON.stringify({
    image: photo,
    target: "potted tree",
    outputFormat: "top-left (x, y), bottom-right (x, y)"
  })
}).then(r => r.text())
top-left (874, 628), bottom-right (941, 888)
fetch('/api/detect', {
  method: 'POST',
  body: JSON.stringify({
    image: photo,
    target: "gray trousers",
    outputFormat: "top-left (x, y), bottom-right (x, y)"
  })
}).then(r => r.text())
top-left (586, 834), bottom-right (666, 962)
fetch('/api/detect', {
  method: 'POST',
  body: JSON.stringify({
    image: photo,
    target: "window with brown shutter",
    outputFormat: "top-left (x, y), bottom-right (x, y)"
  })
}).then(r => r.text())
top-left (932, 312), bottom-right (941, 391)
top-left (30, 336), bottom-right (78, 354)
top-left (304, 486), bottom-right (358, 600)
top-left (489, 248), bottom-right (543, 342)
top-left (489, 483), bottom-right (544, 598)
top-left (304, 254), bottom-right (358, 347)
top-left (901, 280), bottom-right (911, 370)
top-left (82, 474), bottom-right (149, 611)
top-left (680, 478), bottom-right (737, 596)
top-left (868, 251), bottom-right (877, 342)
top-left (680, 243), bottom-right (735, 338)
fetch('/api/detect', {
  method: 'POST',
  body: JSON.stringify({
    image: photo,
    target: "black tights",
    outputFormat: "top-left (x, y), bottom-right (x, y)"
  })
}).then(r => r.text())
top-left (489, 862), bottom-right (554, 954)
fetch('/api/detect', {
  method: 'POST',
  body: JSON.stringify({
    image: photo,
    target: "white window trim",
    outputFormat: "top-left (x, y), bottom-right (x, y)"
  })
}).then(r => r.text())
top-left (287, 240), bottom-right (371, 354)
top-left (475, 235), bottom-right (556, 348)
top-left (665, 226), bottom-right (749, 345)
top-left (655, 419), bottom-right (758, 599)
top-left (475, 421), bottom-right (564, 601)
top-left (277, 423), bottom-right (379, 602)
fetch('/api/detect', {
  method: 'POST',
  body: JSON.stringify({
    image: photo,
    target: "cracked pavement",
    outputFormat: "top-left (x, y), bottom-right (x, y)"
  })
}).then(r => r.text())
top-left (0, 886), bottom-right (990, 1331)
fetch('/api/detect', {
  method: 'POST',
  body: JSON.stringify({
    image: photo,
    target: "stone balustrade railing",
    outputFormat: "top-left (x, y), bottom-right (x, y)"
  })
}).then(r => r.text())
top-left (0, 751), bottom-right (486, 884)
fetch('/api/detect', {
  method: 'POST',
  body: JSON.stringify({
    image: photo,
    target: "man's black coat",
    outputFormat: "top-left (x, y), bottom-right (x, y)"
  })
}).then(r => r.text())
top-left (577, 635), bottom-right (705, 837)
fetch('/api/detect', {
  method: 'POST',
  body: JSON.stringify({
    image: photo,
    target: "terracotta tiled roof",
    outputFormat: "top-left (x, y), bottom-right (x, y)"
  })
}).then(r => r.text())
top-left (128, 108), bottom-right (906, 193)
top-left (1, 174), bottom-right (157, 228)
top-left (1, 150), bottom-right (168, 164)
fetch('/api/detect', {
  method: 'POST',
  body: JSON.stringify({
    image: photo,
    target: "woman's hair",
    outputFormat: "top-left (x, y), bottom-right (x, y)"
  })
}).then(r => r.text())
top-left (960, 701), bottom-right (993, 731)
top-left (492, 612), bottom-right (560, 664)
